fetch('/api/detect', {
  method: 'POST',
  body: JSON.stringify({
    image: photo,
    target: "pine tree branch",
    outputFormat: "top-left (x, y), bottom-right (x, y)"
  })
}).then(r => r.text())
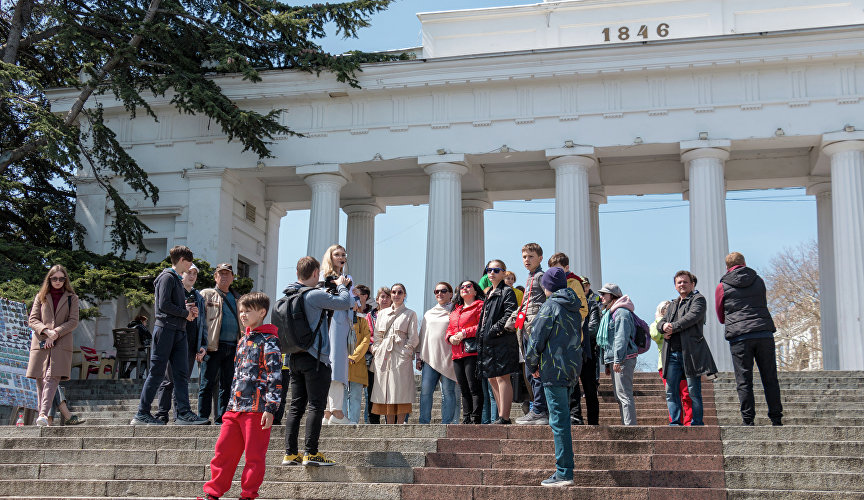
top-left (1, 0), bottom-right (33, 63)
top-left (0, 0), bottom-right (162, 174)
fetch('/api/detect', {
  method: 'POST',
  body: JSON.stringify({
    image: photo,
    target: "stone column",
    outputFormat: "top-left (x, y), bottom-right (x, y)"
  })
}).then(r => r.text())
top-left (73, 176), bottom-right (109, 255)
top-left (420, 156), bottom-right (468, 311)
top-left (547, 148), bottom-right (594, 277)
top-left (681, 140), bottom-right (731, 371)
top-left (186, 168), bottom-right (238, 264)
top-left (298, 165), bottom-right (349, 261)
top-left (589, 191), bottom-right (607, 287)
top-left (462, 196), bottom-right (491, 286)
top-left (263, 202), bottom-right (287, 307)
top-left (344, 202), bottom-right (383, 290)
top-left (823, 136), bottom-right (864, 370)
top-left (807, 181), bottom-right (838, 369)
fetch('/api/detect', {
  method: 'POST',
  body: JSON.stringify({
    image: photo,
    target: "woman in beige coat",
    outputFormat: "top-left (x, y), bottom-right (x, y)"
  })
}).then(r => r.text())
top-left (27, 264), bottom-right (80, 426)
top-left (370, 283), bottom-right (419, 424)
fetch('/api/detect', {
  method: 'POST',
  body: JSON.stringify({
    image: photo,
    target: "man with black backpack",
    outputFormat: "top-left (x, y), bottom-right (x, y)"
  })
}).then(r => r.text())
top-left (656, 270), bottom-right (719, 426)
top-left (278, 256), bottom-right (352, 467)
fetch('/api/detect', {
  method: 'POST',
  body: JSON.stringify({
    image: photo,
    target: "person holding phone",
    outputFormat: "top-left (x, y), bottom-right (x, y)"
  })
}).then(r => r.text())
top-left (27, 264), bottom-right (79, 427)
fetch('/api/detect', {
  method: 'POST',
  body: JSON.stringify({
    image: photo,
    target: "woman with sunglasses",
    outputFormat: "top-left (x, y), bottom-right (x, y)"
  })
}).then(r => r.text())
top-left (476, 261), bottom-right (519, 424)
top-left (447, 280), bottom-right (486, 424)
top-left (417, 282), bottom-right (460, 424)
top-left (27, 264), bottom-right (80, 427)
top-left (370, 283), bottom-right (419, 424)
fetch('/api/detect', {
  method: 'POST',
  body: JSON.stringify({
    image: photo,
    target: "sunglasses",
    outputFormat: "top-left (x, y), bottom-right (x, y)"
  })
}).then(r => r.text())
top-left (433, 289), bottom-right (450, 295)
top-left (485, 268), bottom-right (503, 274)
top-left (50, 277), bottom-right (66, 283)
top-left (460, 284), bottom-right (474, 290)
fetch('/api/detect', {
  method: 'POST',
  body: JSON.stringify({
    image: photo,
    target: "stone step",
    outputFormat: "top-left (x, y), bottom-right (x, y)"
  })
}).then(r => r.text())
top-left (401, 484), bottom-right (727, 500)
top-left (720, 425), bottom-right (864, 441)
top-left (435, 438), bottom-right (723, 455)
top-left (0, 462), bottom-right (414, 483)
top-left (727, 489), bottom-right (864, 500)
top-left (412, 467), bottom-right (724, 488)
top-left (0, 424), bottom-right (449, 439)
top-left (725, 471), bottom-right (864, 491)
top-left (722, 440), bottom-right (864, 457)
top-left (724, 454), bottom-right (864, 473)
top-left (424, 452), bottom-right (724, 470)
top-left (0, 448), bottom-right (428, 467)
top-left (0, 479), bottom-right (403, 500)
top-left (718, 416), bottom-right (864, 426)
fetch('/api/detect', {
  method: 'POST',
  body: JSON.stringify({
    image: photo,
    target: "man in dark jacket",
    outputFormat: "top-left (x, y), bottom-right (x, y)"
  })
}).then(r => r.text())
top-left (569, 275), bottom-right (601, 425)
top-left (716, 252), bottom-right (783, 426)
top-left (525, 267), bottom-right (581, 487)
top-left (657, 270), bottom-right (718, 426)
top-left (132, 246), bottom-right (209, 426)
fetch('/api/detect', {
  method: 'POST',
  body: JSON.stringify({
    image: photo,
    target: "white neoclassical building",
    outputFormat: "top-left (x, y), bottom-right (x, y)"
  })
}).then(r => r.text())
top-left (55, 0), bottom-right (864, 370)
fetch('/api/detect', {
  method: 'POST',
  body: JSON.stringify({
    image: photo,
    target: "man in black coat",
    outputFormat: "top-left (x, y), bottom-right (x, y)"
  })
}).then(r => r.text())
top-left (656, 270), bottom-right (718, 426)
top-left (716, 252), bottom-right (783, 426)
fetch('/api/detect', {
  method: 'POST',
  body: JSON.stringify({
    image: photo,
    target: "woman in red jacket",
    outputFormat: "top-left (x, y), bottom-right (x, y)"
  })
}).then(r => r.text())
top-left (447, 280), bottom-right (485, 424)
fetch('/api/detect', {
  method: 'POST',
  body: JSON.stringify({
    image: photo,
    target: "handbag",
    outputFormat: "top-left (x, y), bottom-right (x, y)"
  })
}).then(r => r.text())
top-left (462, 336), bottom-right (478, 354)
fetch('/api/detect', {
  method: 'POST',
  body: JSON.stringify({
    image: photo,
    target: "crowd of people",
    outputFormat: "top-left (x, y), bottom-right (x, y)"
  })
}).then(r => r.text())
top-left (24, 244), bottom-right (784, 497)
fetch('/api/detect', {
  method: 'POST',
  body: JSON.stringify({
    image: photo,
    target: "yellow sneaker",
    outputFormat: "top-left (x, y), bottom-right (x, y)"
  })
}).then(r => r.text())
top-left (281, 453), bottom-right (302, 466)
top-left (302, 452), bottom-right (336, 466)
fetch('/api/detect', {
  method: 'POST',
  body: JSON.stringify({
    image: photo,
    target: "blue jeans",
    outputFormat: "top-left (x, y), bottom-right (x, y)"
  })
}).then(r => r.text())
top-left (544, 385), bottom-right (574, 480)
top-left (138, 326), bottom-right (191, 416)
top-left (419, 363), bottom-right (459, 424)
top-left (481, 378), bottom-right (498, 424)
top-left (344, 381), bottom-right (364, 424)
top-left (525, 362), bottom-right (547, 415)
top-left (664, 351), bottom-right (704, 425)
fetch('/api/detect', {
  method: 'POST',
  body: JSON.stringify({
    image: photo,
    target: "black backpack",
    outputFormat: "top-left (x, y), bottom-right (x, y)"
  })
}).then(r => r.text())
top-left (272, 287), bottom-right (329, 355)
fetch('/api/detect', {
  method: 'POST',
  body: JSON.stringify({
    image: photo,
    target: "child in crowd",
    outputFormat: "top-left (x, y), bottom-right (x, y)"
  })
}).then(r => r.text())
top-left (200, 292), bottom-right (282, 500)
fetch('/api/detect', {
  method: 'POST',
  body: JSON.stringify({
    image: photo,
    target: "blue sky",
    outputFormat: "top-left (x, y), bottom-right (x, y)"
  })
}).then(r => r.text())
top-left (275, 1), bottom-right (819, 370)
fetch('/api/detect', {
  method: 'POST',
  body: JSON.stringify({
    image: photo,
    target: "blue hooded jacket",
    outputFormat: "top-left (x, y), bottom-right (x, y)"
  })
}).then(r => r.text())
top-left (525, 287), bottom-right (583, 387)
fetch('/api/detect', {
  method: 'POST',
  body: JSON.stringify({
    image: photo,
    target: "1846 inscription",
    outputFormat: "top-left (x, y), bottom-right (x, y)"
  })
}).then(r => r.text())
top-left (602, 23), bottom-right (670, 41)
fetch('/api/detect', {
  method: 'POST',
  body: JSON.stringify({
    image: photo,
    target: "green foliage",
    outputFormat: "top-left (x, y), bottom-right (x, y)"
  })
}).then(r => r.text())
top-left (1, 0), bottom-right (403, 254)
top-left (0, 239), bottom-right (253, 320)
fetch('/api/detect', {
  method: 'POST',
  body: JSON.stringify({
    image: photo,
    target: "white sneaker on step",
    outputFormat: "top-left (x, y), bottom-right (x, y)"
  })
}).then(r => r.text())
top-left (329, 415), bottom-right (351, 425)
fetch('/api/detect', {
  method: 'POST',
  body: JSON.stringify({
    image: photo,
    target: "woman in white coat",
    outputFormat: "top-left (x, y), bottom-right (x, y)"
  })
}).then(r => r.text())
top-left (370, 283), bottom-right (419, 424)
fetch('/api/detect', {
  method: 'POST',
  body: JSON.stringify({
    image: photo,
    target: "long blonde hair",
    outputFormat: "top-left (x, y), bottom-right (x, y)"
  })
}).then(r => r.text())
top-left (36, 264), bottom-right (75, 303)
top-left (321, 244), bottom-right (347, 278)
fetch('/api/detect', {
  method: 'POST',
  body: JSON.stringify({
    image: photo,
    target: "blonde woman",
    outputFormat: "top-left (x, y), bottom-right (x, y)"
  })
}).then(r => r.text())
top-left (371, 283), bottom-right (419, 424)
top-left (320, 244), bottom-right (355, 424)
top-left (27, 264), bottom-right (79, 426)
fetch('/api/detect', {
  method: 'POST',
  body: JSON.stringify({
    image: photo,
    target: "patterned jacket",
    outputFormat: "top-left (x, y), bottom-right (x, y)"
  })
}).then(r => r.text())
top-left (226, 324), bottom-right (282, 414)
top-left (525, 287), bottom-right (583, 387)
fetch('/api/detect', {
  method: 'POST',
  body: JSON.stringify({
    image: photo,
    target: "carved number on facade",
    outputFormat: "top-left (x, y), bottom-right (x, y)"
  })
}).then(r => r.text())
top-left (602, 24), bottom-right (669, 42)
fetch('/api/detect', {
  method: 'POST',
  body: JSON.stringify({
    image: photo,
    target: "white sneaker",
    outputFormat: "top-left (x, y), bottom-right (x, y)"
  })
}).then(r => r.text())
top-left (322, 416), bottom-right (330, 426)
top-left (35, 415), bottom-right (49, 427)
top-left (329, 415), bottom-right (351, 425)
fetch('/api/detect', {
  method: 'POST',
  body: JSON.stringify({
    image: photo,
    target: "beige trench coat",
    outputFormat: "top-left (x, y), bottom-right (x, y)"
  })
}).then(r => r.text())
top-left (27, 291), bottom-right (80, 380)
top-left (370, 304), bottom-right (419, 405)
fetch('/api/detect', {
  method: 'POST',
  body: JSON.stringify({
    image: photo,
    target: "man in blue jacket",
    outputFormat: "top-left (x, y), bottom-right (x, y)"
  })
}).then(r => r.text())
top-left (525, 267), bottom-right (582, 487)
top-left (132, 246), bottom-right (209, 426)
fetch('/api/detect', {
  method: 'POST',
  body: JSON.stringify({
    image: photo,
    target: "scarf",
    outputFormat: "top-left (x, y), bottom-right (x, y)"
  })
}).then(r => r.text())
top-left (596, 309), bottom-right (612, 348)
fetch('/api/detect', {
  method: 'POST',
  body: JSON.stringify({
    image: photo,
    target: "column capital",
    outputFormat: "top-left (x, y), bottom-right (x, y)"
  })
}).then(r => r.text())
top-left (463, 198), bottom-right (492, 210)
top-left (265, 201), bottom-right (288, 218)
top-left (548, 154), bottom-right (596, 170)
top-left (423, 161), bottom-right (468, 177)
top-left (806, 178), bottom-right (832, 196)
top-left (418, 153), bottom-right (466, 166)
top-left (343, 201), bottom-right (384, 216)
top-left (303, 172), bottom-right (349, 190)
top-left (545, 146), bottom-right (595, 160)
top-left (822, 138), bottom-right (864, 157)
top-left (680, 141), bottom-right (731, 163)
top-left (185, 166), bottom-right (242, 187)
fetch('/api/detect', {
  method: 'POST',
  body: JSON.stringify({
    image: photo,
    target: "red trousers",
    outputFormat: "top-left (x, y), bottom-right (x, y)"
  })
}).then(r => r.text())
top-left (203, 411), bottom-right (271, 499)
top-left (659, 369), bottom-right (692, 426)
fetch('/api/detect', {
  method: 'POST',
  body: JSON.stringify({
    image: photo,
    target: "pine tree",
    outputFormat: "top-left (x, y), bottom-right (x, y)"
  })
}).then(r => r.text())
top-left (0, 0), bottom-right (400, 253)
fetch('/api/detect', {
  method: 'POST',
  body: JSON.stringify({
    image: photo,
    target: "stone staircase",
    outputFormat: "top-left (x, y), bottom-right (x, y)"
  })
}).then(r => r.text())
top-left (0, 371), bottom-right (859, 499)
top-left (712, 371), bottom-right (864, 499)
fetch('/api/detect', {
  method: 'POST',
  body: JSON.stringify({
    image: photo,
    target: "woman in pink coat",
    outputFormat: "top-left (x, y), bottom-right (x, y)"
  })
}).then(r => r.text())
top-left (27, 264), bottom-right (80, 426)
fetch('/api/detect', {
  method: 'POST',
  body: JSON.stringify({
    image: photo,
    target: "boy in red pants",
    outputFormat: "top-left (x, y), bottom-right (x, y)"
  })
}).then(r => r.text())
top-left (200, 292), bottom-right (282, 500)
